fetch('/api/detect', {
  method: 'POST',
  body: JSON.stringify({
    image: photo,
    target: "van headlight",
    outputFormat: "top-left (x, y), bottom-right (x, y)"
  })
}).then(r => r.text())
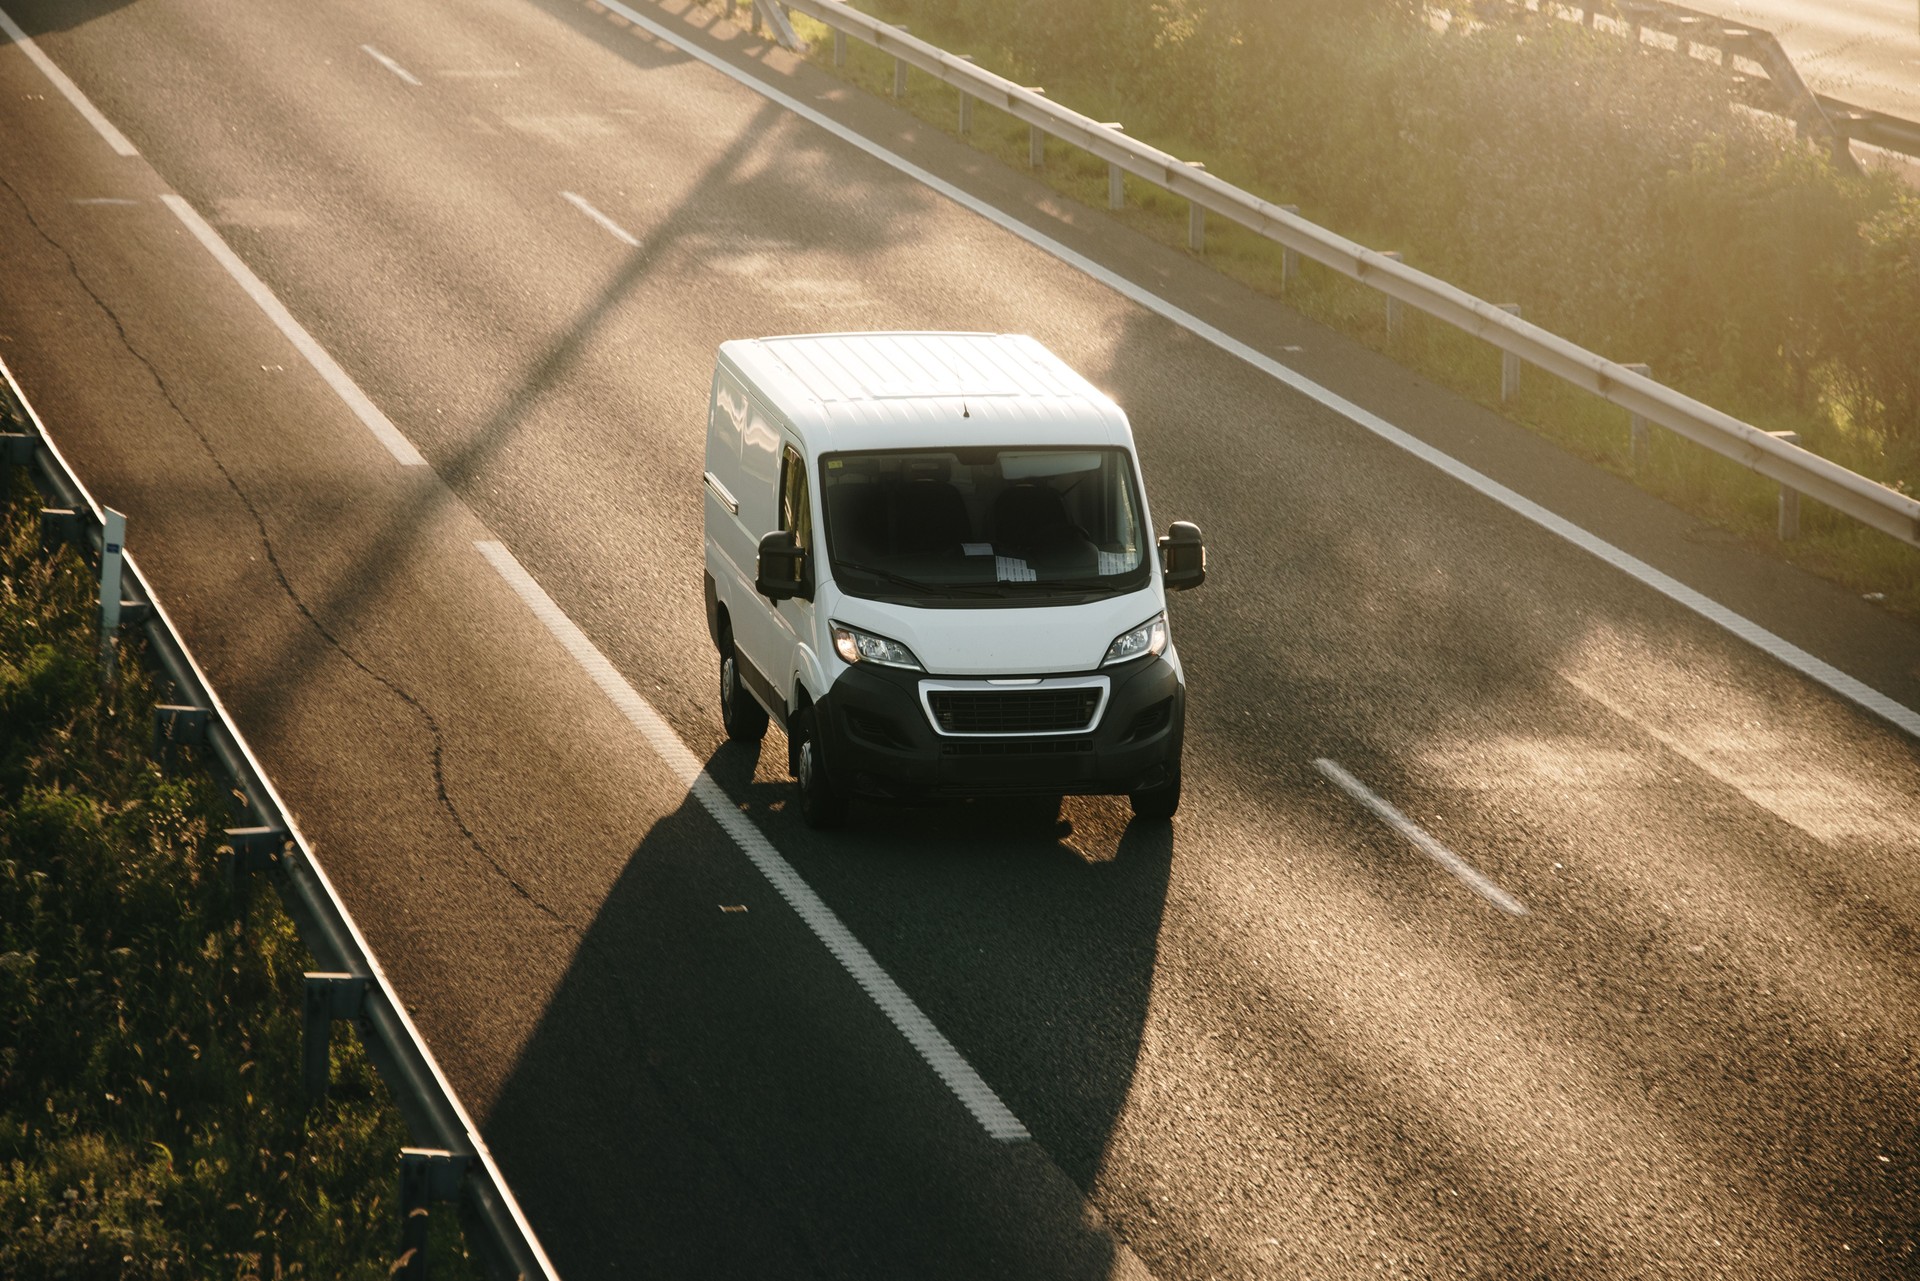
top-left (1102, 613), bottom-right (1168, 666)
top-left (831, 622), bottom-right (924, 671)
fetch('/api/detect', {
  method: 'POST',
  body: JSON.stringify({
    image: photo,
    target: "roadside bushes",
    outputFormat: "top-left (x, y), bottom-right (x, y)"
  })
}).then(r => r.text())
top-left (1374, 23), bottom-right (1913, 460)
top-left (0, 488), bottom-right (475, 1278)
top-left (845, 0), bottom-right (1920, 492)
top-left (1832, 193), bottom-right (1920, 477)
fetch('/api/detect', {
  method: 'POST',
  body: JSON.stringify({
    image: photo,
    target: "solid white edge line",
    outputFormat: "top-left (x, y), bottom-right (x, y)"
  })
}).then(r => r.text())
top-left (595, 0), bottom-right (1920, 745)
top-left (4, 350), bottom-right (561, 1277)
top-left (1314, 758), bottom-right (1529, 918)
top-left (562, 191), bottom-right (642, 247)
top-left (0, 4), bottom-right (139, 156)
top-left (473, 539), bottom-right (1032, 1143)
top-left (160, 194), bottom-right (428, 467)
top-left (361, 43), bottom-right (424, 87)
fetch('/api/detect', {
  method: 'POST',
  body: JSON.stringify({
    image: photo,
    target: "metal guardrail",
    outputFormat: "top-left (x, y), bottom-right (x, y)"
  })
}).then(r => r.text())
top-left (1818, 94), bottom-right (1920, 159)
top-left (1507, 1), bottom-right (1857, 166)
top-left (1494, 0), bottom-right (1920, 168)
top-left (0, 361), bottom-right (558, 1281)
top-left (769, 0), bottom-right (1920, 550)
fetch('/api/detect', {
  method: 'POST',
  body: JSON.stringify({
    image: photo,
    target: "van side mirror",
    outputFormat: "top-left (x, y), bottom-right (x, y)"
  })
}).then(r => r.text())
top-left (1159, 521), bottom-right (1206, 591)
top-left (756, 530), bottom-right (811, 602)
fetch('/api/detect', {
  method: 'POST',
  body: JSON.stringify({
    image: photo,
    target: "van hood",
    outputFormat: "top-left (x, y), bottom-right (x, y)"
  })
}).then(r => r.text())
top-left (825, 588), bottom-right (1165, 677)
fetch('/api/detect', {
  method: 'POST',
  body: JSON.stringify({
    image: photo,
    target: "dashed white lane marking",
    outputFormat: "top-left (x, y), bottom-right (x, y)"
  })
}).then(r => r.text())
top-left (361, 43), bottom-right (423, 87)
top-left (561, 191), bottom-right (641, 247)
top-left (5, 18), bottom-right (426, 467)
top-left (475, 539), bottom-right (1032, 1143)
top-left (0, 4), bottom-right (139, 156)
top-left (161, 194), bottom-right (427, 467)
top-left (1314, 758), bottom-right (1529, 918)
top-left (591, 0), bottom-right (1920, 746)
top-left (11, 0), bottom-right (1909, 748)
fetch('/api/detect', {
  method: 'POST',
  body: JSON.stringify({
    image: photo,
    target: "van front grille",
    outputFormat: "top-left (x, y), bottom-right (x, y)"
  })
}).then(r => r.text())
top-left (940, 737), bottom-right (1094, 758)
top-left (926, 687), bottom-right (1101, 735)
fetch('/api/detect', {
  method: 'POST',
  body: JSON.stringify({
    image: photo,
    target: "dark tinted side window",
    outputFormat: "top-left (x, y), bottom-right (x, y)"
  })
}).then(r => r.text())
top-left (780, 445), bottom-right (812, 552)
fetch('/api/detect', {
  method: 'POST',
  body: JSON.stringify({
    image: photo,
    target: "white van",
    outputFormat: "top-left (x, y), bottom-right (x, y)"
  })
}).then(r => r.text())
top-left (702, 332), bottom-right (1205, 828)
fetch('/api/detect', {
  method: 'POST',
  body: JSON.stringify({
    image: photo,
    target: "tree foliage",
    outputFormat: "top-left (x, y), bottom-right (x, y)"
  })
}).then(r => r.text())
top-left (856, 0), bottom-right (1920, 484)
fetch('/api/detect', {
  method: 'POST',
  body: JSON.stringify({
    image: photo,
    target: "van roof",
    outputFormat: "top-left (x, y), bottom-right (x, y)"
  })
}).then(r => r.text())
top-left (719, 332), bottom-right (1131, 453)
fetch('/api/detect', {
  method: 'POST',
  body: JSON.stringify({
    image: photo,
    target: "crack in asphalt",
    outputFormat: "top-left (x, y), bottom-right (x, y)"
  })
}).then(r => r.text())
top-left (6, 176), bottom-right (820, 1261)
top-left (0, 173), bottom-right (577, 933)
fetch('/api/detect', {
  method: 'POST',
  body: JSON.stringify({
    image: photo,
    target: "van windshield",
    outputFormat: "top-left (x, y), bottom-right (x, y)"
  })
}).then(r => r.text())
top-left (821, 447), bottom-right (1150, 605)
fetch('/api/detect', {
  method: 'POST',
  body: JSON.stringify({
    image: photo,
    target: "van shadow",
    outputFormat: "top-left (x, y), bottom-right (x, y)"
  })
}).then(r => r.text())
top-left (483, 738), bottom-right (1174, 1278)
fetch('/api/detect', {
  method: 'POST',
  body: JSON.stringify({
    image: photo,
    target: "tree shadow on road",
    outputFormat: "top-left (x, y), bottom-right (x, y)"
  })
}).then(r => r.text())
top-left (0, 0), bottom-right (135, 40)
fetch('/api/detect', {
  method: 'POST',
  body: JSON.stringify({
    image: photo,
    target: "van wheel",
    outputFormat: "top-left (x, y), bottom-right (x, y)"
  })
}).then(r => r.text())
top-left (719, 628), bottom-right (768, 741)
top-left (796, 710), bottom-right (849, 830)
top-left (1128, 769), bottom-right (1181, 821)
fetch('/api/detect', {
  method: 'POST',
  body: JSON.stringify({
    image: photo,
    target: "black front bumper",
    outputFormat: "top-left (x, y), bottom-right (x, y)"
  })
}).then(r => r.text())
top-left (812, 657), bottom-right (1184, 801)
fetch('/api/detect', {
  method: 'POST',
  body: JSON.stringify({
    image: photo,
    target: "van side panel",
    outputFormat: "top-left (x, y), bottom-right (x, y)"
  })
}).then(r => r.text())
top-left (730, 399), bottom-right (793, 717)
top-left (706, 358), bottom-right (795, 722)
top-left (705, 363), bottom-right (751, 638)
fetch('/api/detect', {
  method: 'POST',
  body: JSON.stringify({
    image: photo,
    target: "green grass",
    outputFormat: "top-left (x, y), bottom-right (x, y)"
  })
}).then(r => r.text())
top-left (763, 1), bottom-right (1920, 620)
top-left (0, 473), bottom-right (485, 1279)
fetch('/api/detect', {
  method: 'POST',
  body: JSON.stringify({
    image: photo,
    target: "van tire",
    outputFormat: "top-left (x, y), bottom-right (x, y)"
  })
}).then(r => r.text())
top-left (795, 709), bottom-right (849, 829)
top-left (1128, 768), bottom-right (1181, 821)
top-left (719, 627), bottom-right (768, 741)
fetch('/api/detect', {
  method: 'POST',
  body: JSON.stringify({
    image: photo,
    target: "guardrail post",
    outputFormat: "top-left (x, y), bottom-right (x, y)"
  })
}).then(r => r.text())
top-left (1382, 253), bottom-right (1404, 337)
top-left (1025, 88), bottom-right (1047, 168)
top-left (1496, 305), bottom-right (1521, 402)
top-left (957, 56), bottom-right (974, 134)
top-left (399, 1148), bottom-right (473, 1280)
top-left (832, 28), bottom-right (845, 67)
top-left (223, 825), bottom-right (287, 916)
top-left (1029, 124), bottom-right (1044, 168)
top-left (2, 357), bottom-right (558, 1278)
top-left (97, 508), bottom-right (125, 678)
top-left (1279, 206), bottom-right (1300, 293)
top-left (303, 972), bottom-right (369, 1102)
top-left (891, 26), bottom-right (908, 98)
top-left (1100, 123), bottom-right (1124, 209)
top-left (152, 704), bottom-right (209, 768)
top-left (1770, 430), bottom-right (1803, 539)
top-left (1186, 162), bottom-right (1206, 252)
top-left (1, 431), bottom-right (34, 506)
top-left (754, 0), bottom-right (805, 53)
top-left (1622, 362), bottom-right (1653, 469)
top-left (38, 506), bottom-right (80, 555)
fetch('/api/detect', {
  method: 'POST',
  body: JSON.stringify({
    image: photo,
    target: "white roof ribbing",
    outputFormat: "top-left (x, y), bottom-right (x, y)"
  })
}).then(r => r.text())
top-left (720, 332), bottom-right (1130, 453)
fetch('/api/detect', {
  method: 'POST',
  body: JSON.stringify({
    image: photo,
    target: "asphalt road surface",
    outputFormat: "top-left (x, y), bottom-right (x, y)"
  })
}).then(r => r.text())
top-left (3, 1), bottom-right (1919, 1277)
top-left (1667, 0), bottom-right (1920, 119)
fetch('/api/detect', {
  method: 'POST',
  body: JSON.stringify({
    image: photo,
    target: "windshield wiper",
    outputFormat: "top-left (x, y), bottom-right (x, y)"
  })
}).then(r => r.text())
top-left (832, 560), bottom-right (1003, 598)
top-left (999, 576), bottom-right (1128, 596)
